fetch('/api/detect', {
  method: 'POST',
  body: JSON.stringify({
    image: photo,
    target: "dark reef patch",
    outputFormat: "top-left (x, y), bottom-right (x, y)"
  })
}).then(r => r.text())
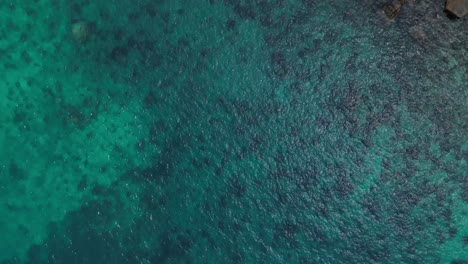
top-left (233, 4), bottom-right (256, 20)
top-left (270, 51), bottom-right (289, 77)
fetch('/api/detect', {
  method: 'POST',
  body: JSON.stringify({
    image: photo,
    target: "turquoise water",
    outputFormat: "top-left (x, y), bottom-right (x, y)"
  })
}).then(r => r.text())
top-left (0, 0), bottom-right (467, 263)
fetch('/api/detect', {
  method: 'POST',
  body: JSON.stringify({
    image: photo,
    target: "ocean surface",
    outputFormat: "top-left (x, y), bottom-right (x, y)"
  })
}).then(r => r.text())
top-left (0, 0), bottom-right (467, 263)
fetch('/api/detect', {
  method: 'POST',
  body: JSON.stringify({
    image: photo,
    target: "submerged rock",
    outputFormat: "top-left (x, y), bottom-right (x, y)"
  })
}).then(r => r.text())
top-left (446, 0), bottom-right (468, 18)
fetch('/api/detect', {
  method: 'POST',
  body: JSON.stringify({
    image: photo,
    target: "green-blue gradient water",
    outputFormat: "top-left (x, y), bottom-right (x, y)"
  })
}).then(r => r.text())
top-left (0, 0), bottom-right (467, 263)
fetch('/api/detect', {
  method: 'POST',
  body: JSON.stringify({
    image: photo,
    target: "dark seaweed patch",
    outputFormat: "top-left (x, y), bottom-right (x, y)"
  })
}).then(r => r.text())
top-left (226, 19), bottom-right (236, 30)
top-left (301, 0), bottom-right (317, 8)
top-left (24, 7), bottom-right (36, 17)
top-left (91, 184), bottom-right (106, 196)
top-left (112, 29), bottom-right (124, 41)
top-left (227, 177), bottom-right (246, 198)
top-left (143, 4), bottom-right (157, 17)
top-left (77, 176), bottom-right (87, 191)
top-left (461, 183), bottom-right (468, 202)
top-left (233, 4), bottom-right (256, 20)
top-left (178, 38), bottom-right (189, 47)
top-left (259, 14), bottom-right (276, 28)
top-left (8, 161), bottom-right (27, 180)
top-left (448, 227), bottom-right (458, 238)
top-left (270, 51), bottom-right (288, 77)
top-left (19, 32), bottom-right (28, 42)
top-left (143, 91), bottom-right (157, 107)
top-left (274, 220), bottom-right (300, 245)
top-left (110, 46), bottom-right (129, 62)
top-left (451, 260), bottom-right (468, 264)
top-left (395, 189), bottom-right (421, 210)
top-left (288, 81), bottom-right (303, 94)
top-left (462, 236), bottom-right (468, 246)
top-left (150, 230), bottom-right (194, 263)
top-left (25, 199), bottom-right (126, 264)
top-left (361, 194), bottom-right (383, 220)
top-left (71, 3), bottom-right (81, 16)
top-left (334, 173), bottom-right (354, 198)
top-left (440, 208), bottom-right (453, 222)
top-left (230, 251), bottom-right (243, 264)
top-left (127, 12), bottom-right (141, 22)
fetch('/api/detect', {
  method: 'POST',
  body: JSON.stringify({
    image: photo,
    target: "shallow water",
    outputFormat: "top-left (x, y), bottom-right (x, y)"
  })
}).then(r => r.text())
top-left (0, 0), bottom-right (467, 263)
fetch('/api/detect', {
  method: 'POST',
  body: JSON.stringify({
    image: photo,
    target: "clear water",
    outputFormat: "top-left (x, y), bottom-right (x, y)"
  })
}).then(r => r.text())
top-left (0, 0), bottom-right (467, 263)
